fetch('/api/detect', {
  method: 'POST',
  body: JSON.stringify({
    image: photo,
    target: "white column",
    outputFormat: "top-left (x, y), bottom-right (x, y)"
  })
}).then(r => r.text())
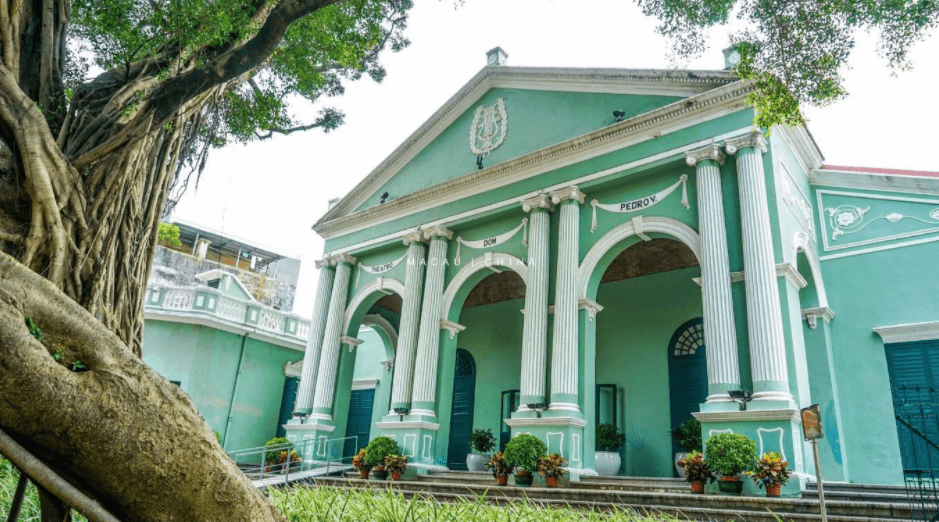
top-left (685, 144), bottom-right (741, 403)
top-left (293, 258), bottom-right (336, 415)
top-left (410, 225), bottom-right (453, 418)
top-left (389, 231), bottom-right (427, 413)
top-left (725, 131), bottom-right (792, 403)
top-left (519, 194), bottom-right (554, 409)
top-left (549, 186), bottom-right (585, 413)
top-left (310, 253), bottom-right (356, 419)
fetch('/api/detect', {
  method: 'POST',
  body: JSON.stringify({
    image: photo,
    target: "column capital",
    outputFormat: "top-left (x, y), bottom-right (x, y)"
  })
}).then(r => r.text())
top-left (314, 258), bottom-right (335, 269)
top-left (402, 230), bottom-right (426, 246)
top-left (328, 253), bottom-right (356, 266)
top-left (549, 186), bottom-right (585, 205)
top-left (422, 225), bottom-right (453, 241)
top-left (521, 193), bottom-right (555, 213)
top-left (684, 143), bottom-right (725, 167)
top-left (724, 131), bottom-right (767, 155)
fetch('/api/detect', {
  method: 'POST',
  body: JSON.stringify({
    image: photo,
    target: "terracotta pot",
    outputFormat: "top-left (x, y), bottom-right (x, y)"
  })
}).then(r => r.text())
top-left (496, 475), bottom-right (508, 486)
top-left (391, 471), bottom-right (402, 481)
top-left (718, 476), bottom-right (743, 494)
top-left (690, 481), bottom-right (705, 494)
top-left (359, 470), bottom-right (369, 479)
top-left (766, 483), bottom-right (782, 496)
top-left (546, 476), bottom-right (559, 487)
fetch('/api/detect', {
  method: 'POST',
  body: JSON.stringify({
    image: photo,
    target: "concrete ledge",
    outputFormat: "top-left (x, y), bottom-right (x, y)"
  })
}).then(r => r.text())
top-left (693, 408), bottom-right (800, 423)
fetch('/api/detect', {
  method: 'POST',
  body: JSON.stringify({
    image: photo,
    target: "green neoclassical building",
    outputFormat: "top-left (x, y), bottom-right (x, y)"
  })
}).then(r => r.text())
top-left (284, 48), bottom-right (939, 494)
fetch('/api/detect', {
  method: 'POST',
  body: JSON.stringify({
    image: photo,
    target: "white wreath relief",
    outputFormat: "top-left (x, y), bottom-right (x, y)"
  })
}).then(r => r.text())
top-left (469, 98), bottom-right (507, 156)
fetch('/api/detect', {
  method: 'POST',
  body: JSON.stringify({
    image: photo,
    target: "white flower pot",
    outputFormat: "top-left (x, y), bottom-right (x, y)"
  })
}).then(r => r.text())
top-left (595, 451), bottom-right (621, 477)
top-left (466, 453), bottom-right (489, 472)
top-left (674, 452), bottom-right (688, 477)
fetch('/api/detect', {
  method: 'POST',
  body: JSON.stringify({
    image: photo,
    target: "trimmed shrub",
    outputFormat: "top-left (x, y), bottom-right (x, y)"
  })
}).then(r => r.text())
top-left (596, 423), bottom-right (626, 451)
top-left (503, 434), bottom-right (546, 473)
top-left (705, 433), bottom-right (757, 477)
top-left (365, 436), bottom-right (399, 467)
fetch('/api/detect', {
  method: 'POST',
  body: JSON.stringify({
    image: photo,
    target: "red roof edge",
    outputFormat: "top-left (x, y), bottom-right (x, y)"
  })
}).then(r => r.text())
top-left (821, 165), bottom-right (939, 179)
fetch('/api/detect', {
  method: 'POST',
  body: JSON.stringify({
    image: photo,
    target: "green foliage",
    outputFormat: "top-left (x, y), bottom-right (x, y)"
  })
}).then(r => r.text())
top-left (705, 433), bottom-right (757, 477)
top-left (365, 436), bottom-right (399, 467)
top-left (747, 451), bottom-right (792, 488)
top-left (383, 454), bottom-right (408, 474)
top-left (640, 0), bottom-right (939, 127)
top-left (1, 458), bottom-right (90, 521)
top-left (158, 222), bottom-right (182, 247)
top-left (71, 360), bottom-right (88, 372)
top-left (503, 434), bottom-right (547, 473)
top-left (25, 317), bottom-right (43, 342)
top-left (214, 431), bottom-right (223, 445)
top-left (469, 428), bottom-right (496, 454)
top-left (596, 423), bottom-right (626, 451)
top-left (270, 486), bottom-right (683, 521)
top-left (69, 0), bottom-right (413, 147)
top-left (264, 437), bottom-right (292, 464)
top-left (677, 450), bottom-right (714, 484)
top-left (537, 453), bottom-right (568, 479)
top-left (670, 418), bottom-right (702, 453)
top-left (486, 451), bottom-right (512, 478)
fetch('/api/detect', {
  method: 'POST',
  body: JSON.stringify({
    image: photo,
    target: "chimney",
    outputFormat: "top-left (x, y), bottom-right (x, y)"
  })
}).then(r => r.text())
top-left (722, 45), bottom-right (741, 70)
top-left (486, 47), bottom-right (508, 67)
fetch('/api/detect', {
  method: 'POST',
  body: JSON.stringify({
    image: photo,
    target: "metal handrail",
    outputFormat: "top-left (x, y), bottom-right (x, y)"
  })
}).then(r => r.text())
top-left (227, 435), bottom-right (360, 483)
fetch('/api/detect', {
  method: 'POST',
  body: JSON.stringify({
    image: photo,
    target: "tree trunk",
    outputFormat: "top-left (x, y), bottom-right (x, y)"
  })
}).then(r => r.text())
top-left (0, 256), bottom-right (286, 521)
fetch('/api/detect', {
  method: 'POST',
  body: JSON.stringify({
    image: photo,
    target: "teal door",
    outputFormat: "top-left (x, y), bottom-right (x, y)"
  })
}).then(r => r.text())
top-left (447, 349), bottom-right (476, 470)
top-left (343, 389), bottom-right (375, 457)
top-left (668, 318), bottom-right (707, 471)
top-left (886, 340), bottom-right (939, 473)
top-left (276, 377), bottom-right (299, 437)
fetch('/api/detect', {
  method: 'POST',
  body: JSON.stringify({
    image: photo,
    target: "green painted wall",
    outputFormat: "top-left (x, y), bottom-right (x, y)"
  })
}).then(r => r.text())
top-left (595, 266), bottom-right (703, 477)
top-left (142, 320), bottom-right (301, 452)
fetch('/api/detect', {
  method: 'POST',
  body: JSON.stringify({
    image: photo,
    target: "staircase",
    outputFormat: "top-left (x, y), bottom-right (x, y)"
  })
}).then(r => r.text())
top-left (297, 471), bottom-right (917, 522)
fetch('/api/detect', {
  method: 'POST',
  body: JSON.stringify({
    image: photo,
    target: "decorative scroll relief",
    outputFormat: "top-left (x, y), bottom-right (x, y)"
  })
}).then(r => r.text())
top-left (454, 218), bottom-right (528, 264)
top-left (469, 98), bottom-right (507, 156)
top-left (818, 190), bottom-right (939, 252)
top-left (590, 175), bottom-right (689, 233)
top-left (355, 252), bottom-right (408, 285)
top-left (781, 175), bottom-right (815, 239)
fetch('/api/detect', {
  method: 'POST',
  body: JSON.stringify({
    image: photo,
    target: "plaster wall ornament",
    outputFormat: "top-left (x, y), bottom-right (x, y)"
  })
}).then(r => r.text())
top-left (549, 186), bottom-right (586, 205)
top-left (469, 98), bottom-right (508, 157)
top-left (379, 359), bottom-right (395, 372)
top-left (825, 204), bottom-right (939, 241)
top-left (521, 193), bottom-right (555, 213)
top-left (684, 143), bottom-right (725, 166)
top-left (402, 230), bottom-right (426, 246)
top-left (439, 320), bottom-right (467, 340)
top-left (781, 176), bottom-right (816, 238)
top-left (355, 253), bottom-right (408, 286)
top-left (454, 218), bottom-right (527, 264)
top-left (578, 298), bottom-right (604, 321)
top-left (590, 176), bottom-right (690, 233)
top-left (723, 131), bottom-right (768, 155)
top-left (802, 307), bottom-right (835, 330)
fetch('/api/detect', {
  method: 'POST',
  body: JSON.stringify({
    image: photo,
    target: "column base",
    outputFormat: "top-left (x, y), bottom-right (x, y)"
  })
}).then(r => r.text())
top-left (693, 408), bottom-right (807, 496)
top-left (376, 414), bottom-right (442, 468)
top-left (504, 416), bottom-right (589, 478)
top-left (283, 418), bottom-right (337, 466)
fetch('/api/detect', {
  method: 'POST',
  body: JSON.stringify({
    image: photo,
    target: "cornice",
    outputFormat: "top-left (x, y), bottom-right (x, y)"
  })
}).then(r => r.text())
top-left (504, 416), bottom-right (587, 428)
top-left (314, 80), bottom-right (755, 239)
top-left (315, 67), bottom-right (739, 228)
top-left (693, 408), bottom-right (801, 424)
top-left (684, 143), bottom-right (725, 166)
top-left (809, 168), bottom-right (939, 196)
top-left (874, 321), bottom-right (939, 344)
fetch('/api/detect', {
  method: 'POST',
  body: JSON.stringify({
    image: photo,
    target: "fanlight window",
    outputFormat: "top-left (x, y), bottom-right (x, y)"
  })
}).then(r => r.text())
top-left (674, 321), bottom-right (704, 356)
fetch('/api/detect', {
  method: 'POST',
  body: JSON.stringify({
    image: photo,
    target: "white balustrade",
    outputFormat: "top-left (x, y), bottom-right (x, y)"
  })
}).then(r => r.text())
top-left (163, 289), bottom-right (195, 310)
top-left (217, 296), bottom-right (248, 322)
top-left (258, 309), bottom-right (285, 332)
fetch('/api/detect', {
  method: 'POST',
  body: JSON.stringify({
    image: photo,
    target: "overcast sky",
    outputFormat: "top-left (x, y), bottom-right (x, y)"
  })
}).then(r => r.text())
top-left (169, 0), bottom-right (939, 318)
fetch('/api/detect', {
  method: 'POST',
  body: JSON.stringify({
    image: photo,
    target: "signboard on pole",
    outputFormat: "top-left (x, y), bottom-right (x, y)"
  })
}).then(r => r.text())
top-left (801, 404), bottom-right (824, 440)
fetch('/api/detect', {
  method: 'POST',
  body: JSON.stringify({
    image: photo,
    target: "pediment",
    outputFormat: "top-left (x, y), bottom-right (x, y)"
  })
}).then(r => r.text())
top-left (315, 66), bottom-right (738, 230)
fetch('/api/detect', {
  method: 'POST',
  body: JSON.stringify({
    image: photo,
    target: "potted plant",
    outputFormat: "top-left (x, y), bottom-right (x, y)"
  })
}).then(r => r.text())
top-left (351, 448), bottom-right (370, 479)
top-left (670, 418), bottom-right (703, 476)
top-left (677, 450), bottom-right (714, 494)
top-left (467, 428), bottom-right (497, 472)
top-left (537, 453), bottom-right (567, 487)
top-left (747, 452), bottom-right (791, 496)
top-left (486, 451), bottom-right (512, 486)
top-left (384, 454), bottom-right (408, 481)
top-left (705, 433), bottom-right (757, 494)
top-left (263, 437), bottom-right (298, 473)
top-left (364, 436), bottom-right (399, 480)
top-left (595, 423), bottom-right (626, 477)
top-left (503, 433), bottom-right (546, 487)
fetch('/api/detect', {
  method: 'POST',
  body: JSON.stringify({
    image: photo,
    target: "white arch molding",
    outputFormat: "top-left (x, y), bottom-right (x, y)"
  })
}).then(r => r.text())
top-left (343, 277), bottom-right (406, 334)
top-left (440, 252), bottom-right (529, 318)
top-left (362, 313), bottom-right (398, 353)
top-left (578, 216), bottom-right (702, 299)
top-left (791, 231), bottom-right (830, 309)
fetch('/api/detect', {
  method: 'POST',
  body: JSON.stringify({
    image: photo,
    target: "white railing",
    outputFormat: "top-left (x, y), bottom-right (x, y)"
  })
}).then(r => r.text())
top-left (147, 286), bottom-right (306, 346)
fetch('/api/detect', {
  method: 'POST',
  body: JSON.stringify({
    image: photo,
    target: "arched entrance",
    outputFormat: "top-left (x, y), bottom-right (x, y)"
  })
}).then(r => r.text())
top-left (447, 349), bottom-right (477, 469)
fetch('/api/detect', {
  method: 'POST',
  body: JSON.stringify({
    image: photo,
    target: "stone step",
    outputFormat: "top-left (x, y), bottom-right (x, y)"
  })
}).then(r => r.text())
top-left (305, 478), bottom-right (903, 522)
top-left (577, 475), bottom-right (688, 491)
top-left (305, 476), bottom-right (914, 520)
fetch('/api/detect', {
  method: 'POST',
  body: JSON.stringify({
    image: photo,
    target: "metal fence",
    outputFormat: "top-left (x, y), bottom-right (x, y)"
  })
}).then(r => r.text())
top-left (893, 385), bottom-right (939, 521)
top-left (228, 435), bottom-right (359, 485)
